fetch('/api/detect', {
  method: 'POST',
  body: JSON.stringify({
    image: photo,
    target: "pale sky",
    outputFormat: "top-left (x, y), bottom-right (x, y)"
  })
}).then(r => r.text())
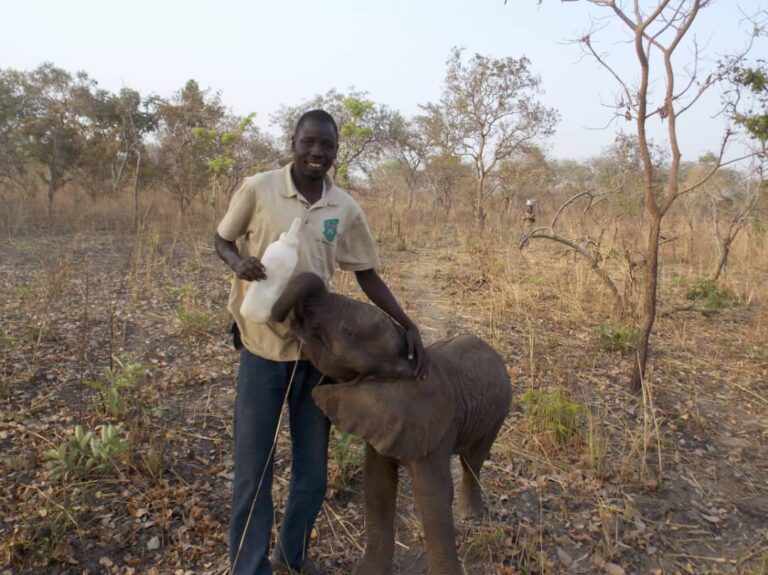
top-left (2, 0), bottom-right (765, 161)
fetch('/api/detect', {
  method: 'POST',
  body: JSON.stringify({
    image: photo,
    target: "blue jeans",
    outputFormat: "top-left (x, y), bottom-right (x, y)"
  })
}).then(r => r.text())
top-left (229, 350), bottom-right (331, 574)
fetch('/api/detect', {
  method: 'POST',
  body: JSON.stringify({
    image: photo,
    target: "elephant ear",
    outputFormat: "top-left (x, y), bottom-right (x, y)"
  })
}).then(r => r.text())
top-left (312, 367), bottom-right (455, 460)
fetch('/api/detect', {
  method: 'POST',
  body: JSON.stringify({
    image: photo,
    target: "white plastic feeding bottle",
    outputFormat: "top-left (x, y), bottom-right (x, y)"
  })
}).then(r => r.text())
top-left (240, 217), bottom-right (302, 323)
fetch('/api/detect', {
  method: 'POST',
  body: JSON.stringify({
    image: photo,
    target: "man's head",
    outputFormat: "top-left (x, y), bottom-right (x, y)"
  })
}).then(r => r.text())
top-left (291, 110), bottom-right (339, 181)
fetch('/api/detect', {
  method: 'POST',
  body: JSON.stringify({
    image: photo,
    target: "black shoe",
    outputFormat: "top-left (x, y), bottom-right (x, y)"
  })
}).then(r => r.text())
top-left (270, 557), bottom-right (328, 575)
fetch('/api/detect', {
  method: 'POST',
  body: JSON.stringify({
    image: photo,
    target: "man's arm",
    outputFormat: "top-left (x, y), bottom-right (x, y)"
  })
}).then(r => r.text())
top-left (354, 268), bottom-right (428, 378)
top-left (213, 233), bottom-right (267, 281)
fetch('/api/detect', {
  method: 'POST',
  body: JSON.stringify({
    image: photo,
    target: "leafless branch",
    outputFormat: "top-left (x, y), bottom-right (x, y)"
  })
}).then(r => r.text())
top-left (519, 188), bottom-right (624, 310)
top-left (579, 33), bottom-right (635, 114)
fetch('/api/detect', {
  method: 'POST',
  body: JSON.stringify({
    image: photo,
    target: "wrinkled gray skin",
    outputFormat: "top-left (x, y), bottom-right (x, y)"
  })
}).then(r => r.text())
top-left (272, 272), bottom-right (512, 575)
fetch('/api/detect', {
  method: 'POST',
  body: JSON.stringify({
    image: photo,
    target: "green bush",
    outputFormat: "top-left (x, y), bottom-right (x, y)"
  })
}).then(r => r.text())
top-left (176, 305), bottom-right (216, 334)
top-left (0, 329), bottom-right (15, 349)
top-left (12, 285), bottom-right (32, 299)
top-left (85, 356), bottom-right (148, 417)
top-left (522, 389), bottom-right (585, 444)
top-left (594, 320), bottom-right (638, 353)
top-left (46, 424), bottom-right (127, 478)
top-left (685, 278), bottom-right (735, 311)
top-left (328, 427), bottom-right (364, 491)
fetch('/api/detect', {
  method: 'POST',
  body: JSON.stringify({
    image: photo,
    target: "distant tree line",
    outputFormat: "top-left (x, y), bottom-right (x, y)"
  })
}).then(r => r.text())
top-left (0, 49), bottom-right (763, 234)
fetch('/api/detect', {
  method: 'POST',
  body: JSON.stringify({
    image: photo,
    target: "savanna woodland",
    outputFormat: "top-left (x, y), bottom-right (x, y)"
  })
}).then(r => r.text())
top-left (1, 1), bottom-right (767, 574)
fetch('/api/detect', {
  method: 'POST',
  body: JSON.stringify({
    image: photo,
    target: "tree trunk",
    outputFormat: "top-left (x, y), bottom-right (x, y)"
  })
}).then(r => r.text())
top-left (47, 178), bottom-right (55, 219)
top-left (631, 214), bottom-right (661, 392)
top-left (477, 176), bottom-right (486, 230)
top-left (132, 151), bottom-right (142, 230)
top-left (210, 179), bottom-right (220, 231)
top-left (712, 239), bottom-right (731, 281)
top-left (47, 131), bottom-right (59, 218)
top-left (113, 150), bottom-right (129, 195)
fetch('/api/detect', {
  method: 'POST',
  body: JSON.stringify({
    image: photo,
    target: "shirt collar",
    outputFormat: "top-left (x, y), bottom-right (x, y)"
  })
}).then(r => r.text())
top-left (282, 162), bottom-right (340, 207)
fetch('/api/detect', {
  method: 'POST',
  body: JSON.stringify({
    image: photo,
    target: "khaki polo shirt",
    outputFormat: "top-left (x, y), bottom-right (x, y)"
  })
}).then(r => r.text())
top-left (217, 163), bottom-right (381, 361)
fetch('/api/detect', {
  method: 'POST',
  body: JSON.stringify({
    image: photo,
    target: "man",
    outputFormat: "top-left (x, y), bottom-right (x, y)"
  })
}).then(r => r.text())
top-left (214, 109), bottom-right (427, 575)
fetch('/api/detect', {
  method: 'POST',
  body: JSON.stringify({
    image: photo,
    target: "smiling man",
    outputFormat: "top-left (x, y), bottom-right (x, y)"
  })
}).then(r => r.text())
top-left (214, 110), bottom-right (426, 574)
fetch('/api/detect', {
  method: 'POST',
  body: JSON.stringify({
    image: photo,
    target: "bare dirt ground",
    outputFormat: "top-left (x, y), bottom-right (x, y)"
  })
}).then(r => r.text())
top-left (1, 229), bottom-right (766, 574)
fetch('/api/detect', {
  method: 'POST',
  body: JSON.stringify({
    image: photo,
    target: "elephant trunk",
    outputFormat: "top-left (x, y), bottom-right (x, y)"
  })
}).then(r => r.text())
top-left (271, 272), bottom-right (329, 322)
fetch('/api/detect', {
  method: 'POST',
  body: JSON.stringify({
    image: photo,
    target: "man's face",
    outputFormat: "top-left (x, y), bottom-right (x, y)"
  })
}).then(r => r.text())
top-left (291, 118), bottom-right (338, 181)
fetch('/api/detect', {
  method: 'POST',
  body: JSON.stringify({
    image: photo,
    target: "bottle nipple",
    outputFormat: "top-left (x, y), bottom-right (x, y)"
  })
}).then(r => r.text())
top-left (287, 217), bottom-right (302, 240)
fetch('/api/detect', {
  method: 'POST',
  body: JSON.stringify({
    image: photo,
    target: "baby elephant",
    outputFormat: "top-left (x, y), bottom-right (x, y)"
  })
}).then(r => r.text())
top-left (272, 272), bottom-right (512, 575)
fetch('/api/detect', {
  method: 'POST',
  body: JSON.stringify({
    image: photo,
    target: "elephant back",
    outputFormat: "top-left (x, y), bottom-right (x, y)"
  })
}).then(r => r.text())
top-left (429, 334), bottom-right (512, 445)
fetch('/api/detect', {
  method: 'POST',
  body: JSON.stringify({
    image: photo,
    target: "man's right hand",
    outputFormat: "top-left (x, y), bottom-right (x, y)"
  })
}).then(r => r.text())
top-left (234, 257), bottom-right (267, 281)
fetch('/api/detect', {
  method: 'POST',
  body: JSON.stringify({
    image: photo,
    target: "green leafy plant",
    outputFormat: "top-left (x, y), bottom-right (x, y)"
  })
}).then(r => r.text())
top-left (12, 285), bottom-right (31, 299)
top-left (14, 501), bottom-right (71, 562)
top-left (745, 345), bottom-right (768, 359)
top-left (176, 305), bottom-right (216, 335)
top-left (522, 389), bottom-right (585, 444)
top-left (46, 424), bottom-right (127, 478)
top-left (594, 319), bottom-right (638, 353)
top-left (0, 329), bottom-right (14, 349)
top-left (461, 524), bottom-right (506, 562)
top-left (685, 278), bottom-right (736, 311)
top-left (170, 284), bottom-right (197, 298)
top-left (85, 356), bottom-right (148, 417)
top-left (328, 427), bottom-right (364, 492)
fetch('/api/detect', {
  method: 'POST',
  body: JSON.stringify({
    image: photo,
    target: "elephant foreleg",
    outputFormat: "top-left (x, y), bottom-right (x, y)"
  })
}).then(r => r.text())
top-left (409, 449), bottom-right (462, 575)
top-left (353, 444), bottom-right (398, 575)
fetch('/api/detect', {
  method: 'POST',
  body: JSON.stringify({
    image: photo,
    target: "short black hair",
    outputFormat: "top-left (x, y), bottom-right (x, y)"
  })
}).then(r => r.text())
top-left (294, 109), bottom-right (338, 138)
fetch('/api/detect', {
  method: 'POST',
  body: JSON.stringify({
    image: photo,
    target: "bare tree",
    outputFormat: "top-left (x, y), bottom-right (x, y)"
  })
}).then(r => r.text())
top-left (550, 0), bottom-right (763, 391)
top-left (384, 114), bottom-right (429, 209)
top-left (420, 47), bottom-right (558, 229)
top-left (710, 160), bottom-right (765, 281)
top-left (113, 89), bottom-right (158, 229)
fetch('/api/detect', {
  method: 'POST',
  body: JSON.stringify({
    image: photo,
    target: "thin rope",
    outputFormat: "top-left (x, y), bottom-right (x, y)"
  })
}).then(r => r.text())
top-left (231, 343), bottom-right (303, 574)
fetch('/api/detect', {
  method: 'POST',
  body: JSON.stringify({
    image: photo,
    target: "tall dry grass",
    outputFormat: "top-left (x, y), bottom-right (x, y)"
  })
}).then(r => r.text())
top-left (2, 178), bottom-right (766, 572)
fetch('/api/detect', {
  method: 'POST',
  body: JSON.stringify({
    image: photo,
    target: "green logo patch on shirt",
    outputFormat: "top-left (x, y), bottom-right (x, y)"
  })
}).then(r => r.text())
top-left (323, 218), bottom-right (339, 242)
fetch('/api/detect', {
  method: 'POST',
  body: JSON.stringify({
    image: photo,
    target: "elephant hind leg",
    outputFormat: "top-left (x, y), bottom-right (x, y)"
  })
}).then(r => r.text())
top-left (457, 423), bottom-right (503, 520)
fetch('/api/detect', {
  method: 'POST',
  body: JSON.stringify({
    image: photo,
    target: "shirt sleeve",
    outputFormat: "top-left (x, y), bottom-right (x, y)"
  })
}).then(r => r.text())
top-left (336, 208), bottom-right (381, 271)
top-left (216, 178), bottom-right (256, 241)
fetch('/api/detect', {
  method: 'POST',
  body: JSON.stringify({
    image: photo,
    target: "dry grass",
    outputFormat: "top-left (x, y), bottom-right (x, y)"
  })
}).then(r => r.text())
top-left (1, 186), bottom-right (766, 574)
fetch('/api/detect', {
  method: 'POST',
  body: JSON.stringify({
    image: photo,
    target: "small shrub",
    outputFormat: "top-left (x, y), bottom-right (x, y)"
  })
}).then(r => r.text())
top-left (14, 502), bottom-right (71, 562)
top-left (594, 320), bottom-right (638, 353)
top-left (170, 284), bottom-right (197, 299)
top-left (328, 427), bottom-right (364, 492)
top-left (22, 324), bottom-right (56, 344)
top-left (522, 389), bottom-right (585, 444)
top-left (461, 524), bottom-right (506, 562)
top-left (745, 346), bottom-right (768, 359)
top-left (12, 285), bottom-right (32, 299)
top-left (685, 278), bottom-right (735, 311)
top-left (176, 305), bottom-right (216, 335)
top-left (0, 329), bottom-right (15, 349)
top-left (46, 424), bottom-right (127, 479)
top-left (669, 272), bottom-right (686, 287)
top-left (85, 356), bottom-right (148, 417)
